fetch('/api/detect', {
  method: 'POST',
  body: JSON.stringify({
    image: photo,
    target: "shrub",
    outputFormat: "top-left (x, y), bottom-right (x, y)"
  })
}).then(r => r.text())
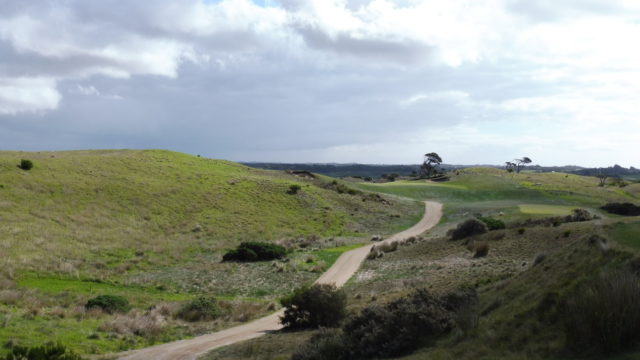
top-left (566, 208), bottom-right (594, 222)
top-left (292, 288), bottom-right (475, 360)
top-left (288, 184), bottom-right (302, 194)
top-left (601, 202), bottom-right (640, 216)
top-left (85, 295), bottom-right (130, 314)
top-left (2, 342), bottom-right (83, 360)
top-left (177, 296), bottom-right (221, 322)
top-left (18, 159), bottom-right (33, 171)
top-left (517, 228), bottom-right (526, 235)
top-left (448, 219), bottom-right (488, 240)
top-left (222, 242), bottom-right (287, 262)
top-left (563, 270), bottom-right (640, 354)
top-left (477, 216), bottom-right (506, 231)
top-left (473, 241), bottom-right (489, 258)
top-left (280, 284), bottom-right (346, 329)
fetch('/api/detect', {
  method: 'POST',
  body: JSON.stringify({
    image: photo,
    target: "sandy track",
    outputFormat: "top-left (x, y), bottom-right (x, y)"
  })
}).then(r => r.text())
top-left (118, 201), bottom-right (442, 360)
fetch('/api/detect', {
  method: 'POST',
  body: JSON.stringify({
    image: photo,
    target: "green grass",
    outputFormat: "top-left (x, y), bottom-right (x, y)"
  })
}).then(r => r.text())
top-left (0, 149), bottom-right (422, 356)
top-left (609, 221), bottom-right (640, 250)
top-left (518, 204), bottom-right (577, 215)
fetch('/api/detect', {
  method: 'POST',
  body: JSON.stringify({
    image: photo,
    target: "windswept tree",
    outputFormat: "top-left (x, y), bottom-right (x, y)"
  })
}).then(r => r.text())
top-left (505, 162), bottom-right (516, 173)
top-left (421, 152), bottom-right (443, 178)
top-left (514, 157), bottom-right (532, 174)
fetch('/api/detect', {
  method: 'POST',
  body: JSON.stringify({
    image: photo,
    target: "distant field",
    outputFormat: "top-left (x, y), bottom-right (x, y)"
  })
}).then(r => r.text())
top-left (518, 204), bottom-right (577, 215)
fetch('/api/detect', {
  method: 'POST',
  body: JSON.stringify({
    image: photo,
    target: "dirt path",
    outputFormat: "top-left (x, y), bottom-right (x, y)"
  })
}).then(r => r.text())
top-left (118, 201), bottom-right (442, 360)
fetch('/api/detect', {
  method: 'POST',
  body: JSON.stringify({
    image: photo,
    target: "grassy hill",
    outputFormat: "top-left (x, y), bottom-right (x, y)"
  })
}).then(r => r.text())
top-left (204, 168), bottom-right (640, 360)
top-left (0, 150), bottom-right (422, 355)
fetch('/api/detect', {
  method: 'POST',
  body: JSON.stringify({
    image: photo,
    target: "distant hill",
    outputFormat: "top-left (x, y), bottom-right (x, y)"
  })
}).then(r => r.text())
top-left (243, 162), bottom-right (640, 181)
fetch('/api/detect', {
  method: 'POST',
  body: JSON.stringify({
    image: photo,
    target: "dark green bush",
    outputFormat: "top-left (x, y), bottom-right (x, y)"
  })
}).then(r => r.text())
top-left (18, 159), bottom-right (33, 171)
top-left (177, 296), bottom-right (221, 322)
top-left (563, 270), bottom-right (640, 354)
top-left (342, 289), bottom-right (454, 358)
top-left (477, 216), bottom-right (506, 230)
top-left (2, 342), bottom-right (83, 360)
top-left (292, 288), bottom-right (474, 360)
top-left (448, 219), bottom-right (488, 240)
top-left (288, 184), bottom-right (302, 194)
top-left (280, 284), bottom-right (346, 329)
top-left (222, 241), bottom-right (287, 262)
top-left (85, 295), bottom-right (130, 314)
top-left (601, 202), bottom-right (640, 216)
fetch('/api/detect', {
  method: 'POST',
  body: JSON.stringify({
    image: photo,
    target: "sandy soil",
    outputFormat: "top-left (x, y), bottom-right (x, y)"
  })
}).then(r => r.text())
top-left (118, 201), bottom-right (442, 360)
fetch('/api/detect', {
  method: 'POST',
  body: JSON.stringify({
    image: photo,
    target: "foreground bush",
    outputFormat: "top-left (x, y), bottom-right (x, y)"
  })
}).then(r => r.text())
top-left (563, 270), bottom-right (640, 354)
top-left (177, 296), bottom-right (221, 322)
top-left (477, 216), bottom-right (506, 231)
top-left (18, 159), bottom-right (33, 171)
top-left (222, 241), bottom-right (287, 262)
top-left (85, 294), bottom-right (130, 314)
top-left (448, 218), bottom-right (488, 240)
top-left (2, 342), bottom-right (83, 360)
top-left (293, 288), bottom-right (476, 359)
top-left (280, 284), bottom-right (346, 329)
top-left (601, 202), bottom-right (640, 216)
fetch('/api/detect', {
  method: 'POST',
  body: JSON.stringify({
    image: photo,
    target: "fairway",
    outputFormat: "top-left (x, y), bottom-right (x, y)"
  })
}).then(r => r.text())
top-left (610, 221), bottom-right (640, 250)
top-left (518, 204), bottom-right (577, 215)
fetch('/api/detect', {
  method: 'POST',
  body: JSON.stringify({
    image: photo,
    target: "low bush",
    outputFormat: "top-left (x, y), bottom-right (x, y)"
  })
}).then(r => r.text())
top-left (2, 342), bottom-right (83, 360)
top-left (448, 219), bottom-right (488, 240)
top-left (288, 184), bottom-right (302, 194)
top-left (292, 288), bottom-right (476, 359)
top-left (85, 295), bottom-right (130, 314)
top-left (222, 241), bottom-right (287, 262)
top-left (280, 284), bottom-right (346, 329)
top-left (563, 270), bottom-right (640, 354)
top-left (18, 159), bottom-right (33, 171)
top-left (601, 202), bottom-right (640, 216)
top-left (177, 296), bottom-right (221, 322)
top-left (477, 216), bottom-right (506, 231)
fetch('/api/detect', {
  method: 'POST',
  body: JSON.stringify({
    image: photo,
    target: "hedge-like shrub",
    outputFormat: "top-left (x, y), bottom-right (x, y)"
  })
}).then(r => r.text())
top-left (601, 202), bottom-right (640, 216)
top-left (280, 284), bottom-right (346, 329)
top-left (2, 342), bottom-right (83, 360)
top-left (448, 218), bottom-right (488, 240)
top-left (177, 296), bottom-right (221, 322)
top-left (222, 242), bottom-right (287, 262)
top-left (85, 295), bottom-right (130, 314)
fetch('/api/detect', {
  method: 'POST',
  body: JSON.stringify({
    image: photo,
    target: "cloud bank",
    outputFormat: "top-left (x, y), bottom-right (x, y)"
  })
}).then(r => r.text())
top-left (0, 0), bottom-right (638, 166)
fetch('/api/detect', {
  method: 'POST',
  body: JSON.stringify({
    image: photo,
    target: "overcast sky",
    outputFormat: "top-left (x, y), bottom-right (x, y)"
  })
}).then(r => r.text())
top-left (0, 0), bottom-right (638, 166)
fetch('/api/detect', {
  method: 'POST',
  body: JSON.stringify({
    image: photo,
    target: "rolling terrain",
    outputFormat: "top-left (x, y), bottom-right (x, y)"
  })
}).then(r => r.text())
top-left (0, 150), bottom-right (422, 355)
top-left (204, 168), bottom-right (640, 360)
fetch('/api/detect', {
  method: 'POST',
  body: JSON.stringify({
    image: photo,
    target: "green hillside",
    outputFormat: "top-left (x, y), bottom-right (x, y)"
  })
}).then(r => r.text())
top-left (205, 168), bottom-right (640, 360)
top-left (0, 150), bottom-right (421, 355)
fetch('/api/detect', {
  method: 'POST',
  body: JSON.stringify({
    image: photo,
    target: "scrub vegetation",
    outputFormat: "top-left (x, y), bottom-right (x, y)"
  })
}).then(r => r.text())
top-left (204, 167), bottom-right (640, 360)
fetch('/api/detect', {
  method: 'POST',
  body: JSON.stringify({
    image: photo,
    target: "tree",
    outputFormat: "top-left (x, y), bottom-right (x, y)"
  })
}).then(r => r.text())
top-left (597, 169), bottom-right (608, 187)
top-left (421, 152), bottom-right (443, 178)
top-left (514, 157), bottom-right (532, 174)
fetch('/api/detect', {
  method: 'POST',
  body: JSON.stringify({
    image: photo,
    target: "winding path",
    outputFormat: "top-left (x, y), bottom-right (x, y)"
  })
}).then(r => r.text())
top-left (119, 201), bottom-right (442, 360)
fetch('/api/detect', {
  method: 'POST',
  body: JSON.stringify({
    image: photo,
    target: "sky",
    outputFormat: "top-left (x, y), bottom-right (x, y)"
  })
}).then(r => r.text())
top-left (0, 0), bottom-right (639, 167)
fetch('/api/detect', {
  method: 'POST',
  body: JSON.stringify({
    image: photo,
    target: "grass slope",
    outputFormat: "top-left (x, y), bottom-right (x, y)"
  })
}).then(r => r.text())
top-left (0, 150), bottom-right (421, 355)
top-left (205, 168), bottom-right (640, 360)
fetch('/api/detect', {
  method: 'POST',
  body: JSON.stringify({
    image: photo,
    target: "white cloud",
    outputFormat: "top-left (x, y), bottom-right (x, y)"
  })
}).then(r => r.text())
top-left (0, 77), bottom-right (60, 114)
